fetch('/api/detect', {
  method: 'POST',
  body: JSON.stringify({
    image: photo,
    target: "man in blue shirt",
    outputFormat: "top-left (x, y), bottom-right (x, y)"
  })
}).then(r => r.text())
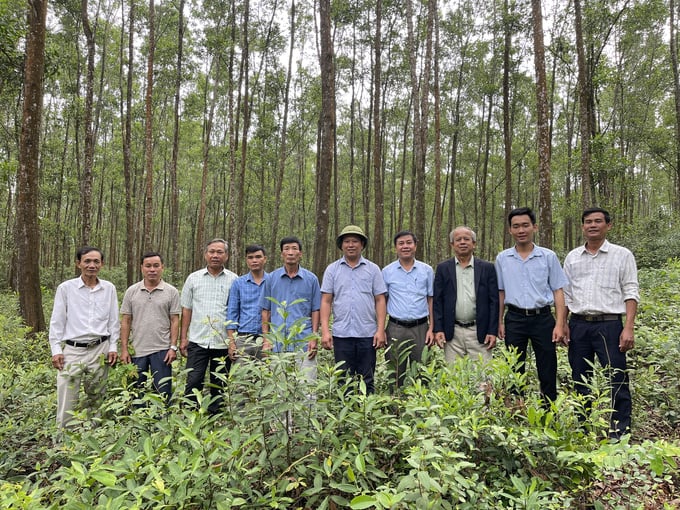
top-left (227, 244), bottom-right (269, 362)
top-left (495, 207), bottom-right (568, 403)
top-left (260, 237), bottom-right (321, 378)
top-left (321, 225), bottom-right (387, 394)
top-left (382, 230), bottom-right (434, 390)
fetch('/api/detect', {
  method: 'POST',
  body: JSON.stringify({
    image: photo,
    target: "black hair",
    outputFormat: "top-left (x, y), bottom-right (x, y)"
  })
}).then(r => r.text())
top-left (508, 207), bottom-right (536, 225)
top-left (245, 244), bottom-right (267, 256)
top-left (280, 236), bottom-right (303, 251)
top-left (393, 230), bottom-right (417, 245)
top-left (581, 207), bottom-right (611, 224)
top-left (141, 251), bottom-right (163, 264)
top-left (77, 246), bottom-right (104, 262)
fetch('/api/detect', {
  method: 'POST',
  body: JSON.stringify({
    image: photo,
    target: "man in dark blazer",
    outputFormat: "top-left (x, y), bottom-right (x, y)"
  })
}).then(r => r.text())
top-left (433, 226), bottom-right (499, 363)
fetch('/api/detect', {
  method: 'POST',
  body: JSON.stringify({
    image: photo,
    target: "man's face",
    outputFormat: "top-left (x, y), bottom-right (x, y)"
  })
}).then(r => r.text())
top-left (281, 243), bottom-right (302, 266)
top-left (395, 235), bottom-right (417, 261)
top-left (341, 235), bottom-right (364, 259)
top-left (509, 214), bottom-right (537, 244)
top-left (451, 229), bottom-right (476, 258)
top-left (141, 256), bottom-right (164, 284)
top-left (204, 242), bottom-right (228, 270)
top-left (77, 250), bottom-right (103, 278)
top-left (582, 212), bottom-right (611, 242)
top-left (246, 250), bottom-right (267, 272)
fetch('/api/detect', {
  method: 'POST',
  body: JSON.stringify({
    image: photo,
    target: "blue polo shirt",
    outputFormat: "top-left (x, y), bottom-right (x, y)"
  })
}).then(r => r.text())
top-left (226, 271), bottom-right (269, 335)
top-left (495, 245), bottom-right (568, 308)
top-left (321, 256), bottom-right (387, 338)
top-left (382, 259), bottom-right (433, 320)
top-left (260, 265), bottom-right (321, 351)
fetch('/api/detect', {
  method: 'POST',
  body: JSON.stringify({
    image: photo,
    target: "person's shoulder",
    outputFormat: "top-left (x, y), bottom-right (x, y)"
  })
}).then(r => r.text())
top-left (382, 259), bottom-right (400, 272)
top-left (98, 278), bottom-right (116, 290)
top-left (158, 280), bottom-right (179, 293)
top-left (474, 257), bottom-right (494, 268)
top-left (223, 269), bottom-right (238, 279)
top-left (299, 266), bottom-right (319, 280)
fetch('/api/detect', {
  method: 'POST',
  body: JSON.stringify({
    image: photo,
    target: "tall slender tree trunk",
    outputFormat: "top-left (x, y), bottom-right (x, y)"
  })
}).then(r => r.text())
top-left (502, 0), bottom-right (513, 247)
top-left (170, 0), bottom-right (185, 271)
top-left (531, 0), bottom-right (552, 247)
top-left (574, 0), bottom-right (593, 207)
top-left (16, 0), bottom-right (48, 332)
top-left (122, 0), bottom-right (135, 286)
top-left (313, 0), bottom-right (335, 276)
top-left (143, 0), bottom-right (155, 251)
top-left (80, 0), bottom-right (96, 244)
top-left (372, 0), bottom-right (384, 266)
top-left (432, 7), bottom-right (443, 262)
top-left (670, 0), bottom-right (680, 210)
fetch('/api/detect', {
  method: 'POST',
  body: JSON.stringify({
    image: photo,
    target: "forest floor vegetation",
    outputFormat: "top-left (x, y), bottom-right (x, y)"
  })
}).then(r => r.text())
top-left (2, 261), bottom-right (680, 508)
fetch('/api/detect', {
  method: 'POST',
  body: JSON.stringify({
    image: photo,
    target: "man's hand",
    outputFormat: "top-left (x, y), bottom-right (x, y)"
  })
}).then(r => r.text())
top-left (120, 349), bottom-right (132, 364)
top-left (307, 338), bottom-right (318, 359)
top-left (321, 331), bottom-right (333, 350)
top-left (497, 323), bottom-right (505, 340)
top-left (52, 354), bottom-right (65, 371)
top-left (163, 348), bottom-right (177, 365)
top-left (484, 334), bottom-right (497, 350)
top-left (619, 326), bottom-right (635, 352)
top-left (373, 329), bottom-right (386, 349)
top-left (425, 328), bottom-right (436, 347)
top-left (434, 332), bottom-right (446, 348)
top-left (107, 351), bottom-right (118, 366)
top-left (179, 338), bottom-right (189, 357)
top-left (552, 323), bottom-right (568, 346)
top-left (228, 340), bottom-right (237, 361)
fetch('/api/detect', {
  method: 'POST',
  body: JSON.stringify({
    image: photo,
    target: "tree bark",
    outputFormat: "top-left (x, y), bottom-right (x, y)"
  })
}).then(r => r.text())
top-left (170, 0), bottom-right (185, 271)
top-left (372, 0), bottom-right (384, 266)
top-left (16, 0), bottom-right (48, 332)
top-left (671, 0), bottom-right (680, 211)
top-left (143, 0), bottom-right (155, 251)
top-left (80, 0), bottom-right (96, 245)
top-left (574, 0), bottom-right (593, 207)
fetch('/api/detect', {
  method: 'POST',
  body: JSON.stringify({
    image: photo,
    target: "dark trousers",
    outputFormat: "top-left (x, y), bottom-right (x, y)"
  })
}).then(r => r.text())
top-left (568, 318), bottom-right (631, 437)
top-left (132, 350), bottom-right (172, 403)
top-left (385, 321), bottom-right (429, 390)
top-left (333, 337), bottom-right (377, 394)
top-left (504, 310), bottom-right (557, 401)
top-left (184, 342), bottom-right (231, 415)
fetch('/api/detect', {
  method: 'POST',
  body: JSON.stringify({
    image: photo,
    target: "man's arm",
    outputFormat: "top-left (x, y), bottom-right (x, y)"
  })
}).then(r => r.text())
top-left (620, 299), bottom-right (637, 352)
top-left (320, 293), bottom-right (334, 349)
top-left (425, 296), bottom-right (436, 346)
top-left (373, 293), bottom-right (387, 348)
top-left (49, 286), bottom-right (67, 370)
top-left (120, 314), bottom-right (133, 363)
top-left (180, 307), bottom-right (192, 357)
top-left (164, 314), bottom-right (180, 364)
top-left (497, 290), bottom-right (506, 340)
top-left (261, 309), bottom-right (273, 351)
top-left (308, 309), bottom-right (321, 358)
top-left (552, 288), bottom-right (567, 345)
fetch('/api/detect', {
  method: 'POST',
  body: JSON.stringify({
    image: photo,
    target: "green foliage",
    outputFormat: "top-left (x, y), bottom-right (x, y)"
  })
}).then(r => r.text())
top-left (2, 264), bottom-right (680, 507)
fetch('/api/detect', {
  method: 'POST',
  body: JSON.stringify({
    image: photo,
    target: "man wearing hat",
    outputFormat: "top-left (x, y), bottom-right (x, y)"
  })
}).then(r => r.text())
top-left (320, 225), bottom-right (387, 394)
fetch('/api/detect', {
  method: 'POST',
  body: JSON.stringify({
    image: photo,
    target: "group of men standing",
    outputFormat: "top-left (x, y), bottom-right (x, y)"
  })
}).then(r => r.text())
top-left (49, 206), bottom-right (638, 439)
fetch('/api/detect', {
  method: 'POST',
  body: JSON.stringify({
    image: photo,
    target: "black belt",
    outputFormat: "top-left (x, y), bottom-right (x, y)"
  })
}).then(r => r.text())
top-left (506, 304), bottom-right (551, 316)
top-left (65, 336), bottom-right (109, 348)
top-left (455, 320), bottom-right (476, 328)
top-left (238, 332), bottom-right (260, 336)
top-left (389, 316), bottom-right (429, 328)
top-left (571, 313), bottom-right (621, 322)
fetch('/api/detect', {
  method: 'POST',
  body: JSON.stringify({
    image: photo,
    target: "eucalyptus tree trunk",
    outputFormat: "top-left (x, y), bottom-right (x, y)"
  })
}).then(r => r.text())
top-left (372, 0), bottom-right (384, 266)
top-left (671, 0), bottom-right (680, 211)
top-left (313, 0), bottom-right (334, 277)
top-left (80, 0), bottom-right (96, 245)
top-left (143, 0), bottom-right (155, 252)
top-left (574, 0), bottom-right (593, 207)
top-left (16, 0), bottom-right (47, 332)
top-left (170, 0), bottom-right (185, 272)
top-left (502, 0), bottom-right (513, 248)
top-left (432, 6), bottom-right (443, 263)
top-left (121, 0), bottom-right (135, 286)
top-left (531, 0), bottom-right (553, 248)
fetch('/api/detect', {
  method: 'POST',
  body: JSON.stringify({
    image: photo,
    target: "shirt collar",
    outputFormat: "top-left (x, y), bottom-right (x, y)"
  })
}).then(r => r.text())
top-left (455, 256), bottom-right (475, 267)
top-left (340, 255), bottom-right (367, 267)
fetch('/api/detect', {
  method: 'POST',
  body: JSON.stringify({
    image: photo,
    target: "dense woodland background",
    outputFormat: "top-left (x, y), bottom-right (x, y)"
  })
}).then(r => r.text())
top-left (5, 0), bottom-right (680, 331)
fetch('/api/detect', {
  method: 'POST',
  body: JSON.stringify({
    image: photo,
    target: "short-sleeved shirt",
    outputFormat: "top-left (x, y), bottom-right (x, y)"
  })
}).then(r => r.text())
top-left (495, 245), bottom-right (568, 308)
top-left (563, 240), bottom-right (639, 315)
top-left (321, 256), bottom-right (387, 338)
top-left (260, 265), bottom-right (321, 351)
top-left (181, 268), bottom-right (237, 349)
top-left (121, 280), bottom-right (181, 357)
top-left (48, 277), bottom-right (120, 356)
top-left (382, 259), bottom-right (433, 320)
top-left (226, 271), bottom-right (269, 335)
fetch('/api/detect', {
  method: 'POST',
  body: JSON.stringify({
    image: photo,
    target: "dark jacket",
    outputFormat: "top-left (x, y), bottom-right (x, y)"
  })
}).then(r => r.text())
top-left (433, 257), bottom-right (499, 344)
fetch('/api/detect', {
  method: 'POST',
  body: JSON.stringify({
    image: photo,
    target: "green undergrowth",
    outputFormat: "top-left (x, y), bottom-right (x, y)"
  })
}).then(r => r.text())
top-left (1, 261), bottom-right (680, 508)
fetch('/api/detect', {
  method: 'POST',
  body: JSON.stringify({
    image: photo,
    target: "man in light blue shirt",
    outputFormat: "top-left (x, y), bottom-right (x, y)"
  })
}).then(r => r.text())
top-left (261, 237), bottom-right (321, 377)
top-left (382, 230), bottom-right (434, 390)
top-left (227, 244), bottom-right (269, 362)
top-left (495, 207), bottom-right (568, 403)
top-left (321, 225), bottom-right (387, 394)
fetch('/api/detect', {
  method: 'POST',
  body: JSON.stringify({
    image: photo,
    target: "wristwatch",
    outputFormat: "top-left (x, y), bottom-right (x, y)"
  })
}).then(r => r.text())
top-left (169, 345), bottom-right (179, 352)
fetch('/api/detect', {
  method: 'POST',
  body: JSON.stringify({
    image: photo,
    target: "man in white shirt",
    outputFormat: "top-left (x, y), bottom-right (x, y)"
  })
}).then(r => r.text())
top-left (49, 246), bottom-right (120, 428)
top-left (180, 238), bottom-right (237, 415)
top-left (563, 207), bottom-right (639, 439)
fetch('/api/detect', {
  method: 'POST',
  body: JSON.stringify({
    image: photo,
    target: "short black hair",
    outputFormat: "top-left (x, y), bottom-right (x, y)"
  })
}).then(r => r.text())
top-left (508, 207), bottom-right (536, 225)
top-left (141, 251), bottom-right (163, 264)
top-left (245, 244), bottom-right (266, 256)
top-left (393, 230), bottom-right (417, 245)
top-left (280, 236), bottom-right (302, 251)
top-left (581, 207), bottom-right (611, 224)
top-left (77, 246), bottom-right (104, 262)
